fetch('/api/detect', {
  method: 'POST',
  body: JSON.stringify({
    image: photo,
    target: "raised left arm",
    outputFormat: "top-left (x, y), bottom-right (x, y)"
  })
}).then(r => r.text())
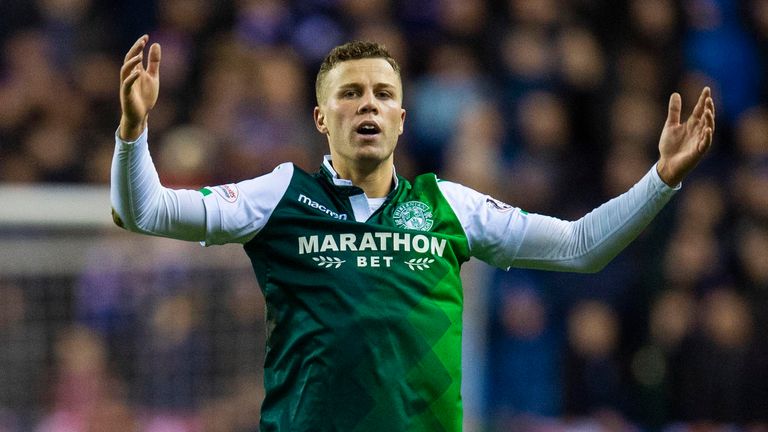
top-left (441, 88), bottom-right (715, 273)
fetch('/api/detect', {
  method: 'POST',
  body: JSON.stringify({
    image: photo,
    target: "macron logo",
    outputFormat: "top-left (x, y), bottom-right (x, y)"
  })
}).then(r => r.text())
top-left (298, 194), bottom-right (348, 220)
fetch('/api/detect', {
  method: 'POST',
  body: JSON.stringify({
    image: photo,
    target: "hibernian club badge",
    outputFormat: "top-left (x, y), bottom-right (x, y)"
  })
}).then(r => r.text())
top-left (393, 201), bottom-right (434, 231)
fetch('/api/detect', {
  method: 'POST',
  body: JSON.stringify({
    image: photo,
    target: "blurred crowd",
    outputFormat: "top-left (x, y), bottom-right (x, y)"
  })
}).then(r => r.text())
top-left (1, 0), bottom-right (768, 430)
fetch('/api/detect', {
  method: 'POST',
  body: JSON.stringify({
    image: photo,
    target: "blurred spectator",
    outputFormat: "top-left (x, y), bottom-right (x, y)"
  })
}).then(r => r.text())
top-left (733, 105), bottom-right (768, 160)
top-left (134, 291), bottom-right (209, 426)
top-left (677, 178), bottom-right (726, 233)
top-left (609, 90), bottom-right (663, 154)
top-left (683, 0), bottom-right (763, 123)
top-left (506, 0), bottom-right (561, 28)
top-left (486, 271), bottom-right (562, 429)
top-left (630, 289), bottom-right (696, 425)
top-left (338, 0), bottom-right (393, 26)
top-left (564, 300), bottom-right (628, 418)
top-left (192, 43), bottom-right (320, 179)
top-left (36, 325), bottom-right (138, 432)
top-left (436, 0), bottom-right (488, 45)
top-left (406, 42), bottom-right (488, 174)
top-left (733, 221), bottom-right (768, 422)
top-left (614, 46), bottom-right (668, 97)
top-left (672, 287), bottom-right (759, 423)
top-left (662, 226), bottom-right (724, 293)
top-left (603, 142), bottom-right (655, 197)
top-left (735, 221), bottom-right (768, 297)
top-left (557, 24), bottom-right (606, 93)
top-left (443, 102), bottom-right (507, 197)
top-left (734, 220), bottom-right (768, 337)
top-left (746, 0), bottom-right (768, 63)
top-left (234, 0), bottom-right (291, 47)
top-left (627, 0), bottom-right (682, 51)
top-left (731, 159), bottom-right (768, 223)
top-left (156, 124), bottom-right (217, 188)
top-left (650, 290), bottom-right (697, 354)
top-left (505, 90), bottom-right (571, 214)
top-left (498, 25), bottom-right (557, 96)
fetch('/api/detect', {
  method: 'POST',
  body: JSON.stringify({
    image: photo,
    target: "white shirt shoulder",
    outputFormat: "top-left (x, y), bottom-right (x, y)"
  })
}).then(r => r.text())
top-left (437, 180), bottom-right (529, 268)
top-left (201, 162), bottom-right (294, 245)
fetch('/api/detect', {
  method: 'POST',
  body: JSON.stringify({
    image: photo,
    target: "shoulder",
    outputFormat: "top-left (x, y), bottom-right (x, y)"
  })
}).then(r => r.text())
top-left (434, 178), bottom-right (485, 206)
top-left (201, 162), bottom-right (297, 207)
top-left (400, 174), bottom-right (491, 213)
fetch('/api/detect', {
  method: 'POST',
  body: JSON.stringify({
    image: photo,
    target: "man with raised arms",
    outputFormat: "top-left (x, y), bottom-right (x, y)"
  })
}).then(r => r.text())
top-left (112, 35), bottom-right (714, 431)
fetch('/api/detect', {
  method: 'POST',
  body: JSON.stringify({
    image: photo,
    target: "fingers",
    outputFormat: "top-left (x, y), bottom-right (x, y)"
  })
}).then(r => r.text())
top-left (693, 87), bottom-right (715, 137)
top-left (667, 92), bottom-right (682, 126)
top-left (122, 67), bottom-right (141, 97)
top-left (696, 89), bottom-right (715, 154)
top-left (698, 122), bottom-right (713, 154)
top-left (124, 35), bottom-right (148, 64)
top-left (690, 86), bottom-right (710, 121)
top-left (121, 35), bottom-right (149, 84)
top-left (120, 52), bottom-right (143, 82)
top-left (684, 87), bottom-right (715, 140)
top-left (146, 43), bottom-right (161, 78)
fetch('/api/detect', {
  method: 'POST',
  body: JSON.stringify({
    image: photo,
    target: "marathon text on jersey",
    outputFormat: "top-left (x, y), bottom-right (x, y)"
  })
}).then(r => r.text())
top-left (298, 232), bottom-right (447, 256)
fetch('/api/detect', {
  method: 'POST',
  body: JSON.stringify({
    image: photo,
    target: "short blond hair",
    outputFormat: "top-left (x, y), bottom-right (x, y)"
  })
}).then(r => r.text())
top-left (315, 40), bottom-right (401, 104)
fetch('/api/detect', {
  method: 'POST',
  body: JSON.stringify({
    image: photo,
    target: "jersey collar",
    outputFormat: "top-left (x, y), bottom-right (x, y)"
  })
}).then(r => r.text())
top-left (320, 155), bottom-right (400, 192)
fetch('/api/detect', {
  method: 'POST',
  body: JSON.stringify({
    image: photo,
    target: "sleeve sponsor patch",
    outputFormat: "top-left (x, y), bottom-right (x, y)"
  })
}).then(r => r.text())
top-left (210, 184), bottom-right (239, 203)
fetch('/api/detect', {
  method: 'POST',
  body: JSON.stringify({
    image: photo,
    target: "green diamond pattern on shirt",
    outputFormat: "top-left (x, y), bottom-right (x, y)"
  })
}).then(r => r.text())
top-left (245, 165), bottom-right (470, 431)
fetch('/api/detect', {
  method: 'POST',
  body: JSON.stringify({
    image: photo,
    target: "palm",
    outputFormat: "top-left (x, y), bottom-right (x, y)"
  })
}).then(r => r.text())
top-left (123, 65), bottom-right (158, 119)
top-left (656, 88), bottom-right (715, 186)
top-left (119, 35), bottom-right (161, 140)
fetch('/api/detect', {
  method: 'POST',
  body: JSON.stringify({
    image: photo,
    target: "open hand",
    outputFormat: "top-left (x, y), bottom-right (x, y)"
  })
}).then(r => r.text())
top-left (656, 87), bottom-right (715, 186)
top-left (119, 35), bottom-right (161, 141)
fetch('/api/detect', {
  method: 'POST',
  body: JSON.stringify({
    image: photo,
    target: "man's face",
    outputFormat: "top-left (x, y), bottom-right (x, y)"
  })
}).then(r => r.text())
top-left (314, 58), bottom-right (406, 171)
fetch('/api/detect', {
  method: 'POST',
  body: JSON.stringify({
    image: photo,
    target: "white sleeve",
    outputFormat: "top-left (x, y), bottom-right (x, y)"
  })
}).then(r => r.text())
top-left (110, 127), bottom-right (293, 245)
top-left (111, 127), bottom-right (207, 241)
top-left (439, 164), bottom-right (679, 273)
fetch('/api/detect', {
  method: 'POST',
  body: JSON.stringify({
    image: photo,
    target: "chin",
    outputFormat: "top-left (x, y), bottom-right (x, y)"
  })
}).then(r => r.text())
top-left (355, 145), bottom-right (394, 163)
top-left (355, 150), bottom-right (388, 163)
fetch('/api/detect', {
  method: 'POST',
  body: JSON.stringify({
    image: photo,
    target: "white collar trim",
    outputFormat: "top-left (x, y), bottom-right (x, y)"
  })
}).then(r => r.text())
top-left (322, 155), bottom-right (399, 190)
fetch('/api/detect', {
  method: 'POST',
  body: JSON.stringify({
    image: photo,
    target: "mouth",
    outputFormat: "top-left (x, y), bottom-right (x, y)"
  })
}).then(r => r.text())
top-left (355, 121), bottom-right (381, 137)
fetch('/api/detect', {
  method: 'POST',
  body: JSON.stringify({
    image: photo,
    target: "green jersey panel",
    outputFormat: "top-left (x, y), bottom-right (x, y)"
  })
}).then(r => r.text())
top-left (244, 165), bottom-right (471, 431)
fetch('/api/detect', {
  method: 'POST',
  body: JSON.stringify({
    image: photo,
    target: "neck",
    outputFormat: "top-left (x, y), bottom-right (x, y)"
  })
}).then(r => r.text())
top-left (331, 157), bottom-right (394, 198)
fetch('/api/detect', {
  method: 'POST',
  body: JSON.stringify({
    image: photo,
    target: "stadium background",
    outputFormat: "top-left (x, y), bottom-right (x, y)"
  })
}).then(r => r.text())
top-left (1, 0), bottom-right (767, 430)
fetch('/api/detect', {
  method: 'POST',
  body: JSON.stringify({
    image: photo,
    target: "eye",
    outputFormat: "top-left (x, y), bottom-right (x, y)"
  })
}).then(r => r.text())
top-left (342, 90), bottom-right (359, 98)
top-left (376, 91), bottom-right (393, 99)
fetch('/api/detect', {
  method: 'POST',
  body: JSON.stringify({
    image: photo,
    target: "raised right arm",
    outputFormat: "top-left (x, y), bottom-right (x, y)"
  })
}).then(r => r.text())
top-left (111, 36), bottom-right (291, 244)
top-left (111, 35), bottom-right (208, 240)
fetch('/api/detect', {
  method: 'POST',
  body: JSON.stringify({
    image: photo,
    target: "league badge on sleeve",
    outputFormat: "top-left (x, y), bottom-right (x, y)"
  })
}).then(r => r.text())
top-left (485, 197), bottom-right (514, 212)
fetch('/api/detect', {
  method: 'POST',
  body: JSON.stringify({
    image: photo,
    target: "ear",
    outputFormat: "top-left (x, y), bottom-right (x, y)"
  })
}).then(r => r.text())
top-left (314, 106), bottom-right (328, 134)
top-left (398, 108), bottom-right (406, 135)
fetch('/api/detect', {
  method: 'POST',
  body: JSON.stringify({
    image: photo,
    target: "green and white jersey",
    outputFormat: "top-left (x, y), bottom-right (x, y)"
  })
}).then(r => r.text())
top-left (200, 158), bottom-right (515, 431)
top-left (112, 129), bottom-right (679, 432)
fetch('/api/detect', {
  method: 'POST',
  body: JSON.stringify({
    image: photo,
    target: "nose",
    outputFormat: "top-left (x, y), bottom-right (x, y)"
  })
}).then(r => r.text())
top-left (357, 90), bottom-right (378, 115)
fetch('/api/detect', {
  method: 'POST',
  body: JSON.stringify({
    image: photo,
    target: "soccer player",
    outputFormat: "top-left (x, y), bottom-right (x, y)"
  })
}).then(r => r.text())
top-left (112, 35), bottom-right (714, 431)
